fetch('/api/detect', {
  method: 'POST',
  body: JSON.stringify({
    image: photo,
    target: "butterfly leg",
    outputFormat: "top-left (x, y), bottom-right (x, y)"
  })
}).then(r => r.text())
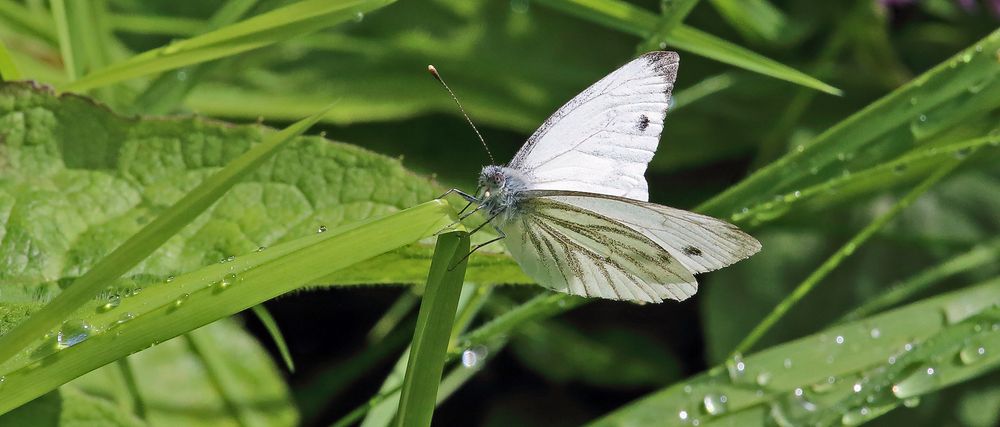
top-left (448, 215), bottom-right (506, 270)
top-left (436, 188), bottom-right (479, 204)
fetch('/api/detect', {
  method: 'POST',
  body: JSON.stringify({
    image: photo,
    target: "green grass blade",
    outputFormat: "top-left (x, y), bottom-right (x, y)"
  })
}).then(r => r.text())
top-left (665, 25), bottom-right (841, 96)
top-left (0, 199), bottom-right (457, 415)
top-left (637, 0), bottom-right (702, 52)
top-left (132, 0), bottom-right (257, 114)
top-left (49, 0), bottom-right (76, 80)
top-left (699, 28), bottom-right (1000, 218)
top-left (107, 14), bottom-right (208, 37)
top-left (841, 236), bottom-right (1000, 322)
top-left (395, 232), bottom-right (470, 427)
top-left (732, 160), bottom-right (963, 355)
top-left (0, 105), bottom-right (334, 367)
top-left (0, 38), bottom-right (21, 80)
top-left (368, 292), bottom-right (420, 343)
top-left (0, 0), bottom-right (57, 44)
top-left (251, 305), bottom-right (296, 373)
top-left (63, 0), bottom-right (396, 92)
top-left (114, 357), bottom-right (147, 420)
top-left (586, 277), bottom-right (1000, 426)
top-left (532, 0), bottom-right (839, 95)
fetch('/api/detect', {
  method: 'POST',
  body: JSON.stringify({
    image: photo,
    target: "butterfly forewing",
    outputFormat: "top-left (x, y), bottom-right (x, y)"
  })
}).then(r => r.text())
top-left (501, 196), bottom-right (698, 303)
top-left (508, 51), bottom-right (679, 202)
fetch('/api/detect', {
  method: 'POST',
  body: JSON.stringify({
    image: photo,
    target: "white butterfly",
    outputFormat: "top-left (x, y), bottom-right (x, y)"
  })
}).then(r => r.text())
top-left (447, 51), bottom-right (760, 303)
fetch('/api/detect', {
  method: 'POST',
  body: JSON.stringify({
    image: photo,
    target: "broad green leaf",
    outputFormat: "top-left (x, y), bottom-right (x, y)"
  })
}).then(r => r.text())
top-left (0, 386), bottom-right (145, 427)
top-left (587, 278), bottom-right (1000, 427)
top-left (0, 84), bottom-right (332, 367)
top-left (0, 81), bottom-right (521, 294)
top-left (62, 0), bottom-right (398, 92)
top-left (67, 318), bottom-right (297, 427)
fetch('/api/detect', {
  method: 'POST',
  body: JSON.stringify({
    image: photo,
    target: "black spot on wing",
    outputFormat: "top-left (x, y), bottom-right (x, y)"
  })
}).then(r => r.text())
top-left (683, 246), bottom-right (703, 256)
top-left (637, 114), bottom-right (649, 131)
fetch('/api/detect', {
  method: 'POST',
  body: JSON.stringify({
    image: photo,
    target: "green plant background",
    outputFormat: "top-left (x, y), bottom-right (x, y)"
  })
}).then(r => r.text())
top-left (0, 0), bottom-right (998, 426)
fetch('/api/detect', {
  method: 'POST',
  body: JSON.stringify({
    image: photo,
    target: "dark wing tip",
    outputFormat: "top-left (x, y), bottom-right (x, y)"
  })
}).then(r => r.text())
top-left (641, 51), bottom-right (679, 72)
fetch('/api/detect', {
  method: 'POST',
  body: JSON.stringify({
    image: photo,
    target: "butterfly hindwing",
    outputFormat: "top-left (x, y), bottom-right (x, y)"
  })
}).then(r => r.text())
top-left (529, 191), bottom-right (762, 274)
top-left (507, 51), bottom-right (679, 202)
top-left (499, 196), bottom-right (698, 303)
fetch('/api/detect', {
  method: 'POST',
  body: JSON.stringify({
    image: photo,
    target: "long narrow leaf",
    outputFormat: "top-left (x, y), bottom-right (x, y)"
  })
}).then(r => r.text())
top-left (63, 0), bottom-right (396, 92)
top-left (532, 0), bottom-right (840, 95)
top-left (395, 232), bottom-right (470, 427)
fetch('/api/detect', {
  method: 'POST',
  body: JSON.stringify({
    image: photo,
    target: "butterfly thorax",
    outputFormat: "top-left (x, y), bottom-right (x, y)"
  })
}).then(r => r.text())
top-left (478, 165), bottom-right (528, 223)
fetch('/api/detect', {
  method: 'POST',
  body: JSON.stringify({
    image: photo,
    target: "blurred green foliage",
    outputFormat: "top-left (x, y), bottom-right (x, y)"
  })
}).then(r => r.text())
top-left (0, 0), bottom-right (998, 426)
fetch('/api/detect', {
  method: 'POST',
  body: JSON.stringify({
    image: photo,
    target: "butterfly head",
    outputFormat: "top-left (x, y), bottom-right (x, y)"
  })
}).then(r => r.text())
top-left (477, 165), bottom-right (526, 220)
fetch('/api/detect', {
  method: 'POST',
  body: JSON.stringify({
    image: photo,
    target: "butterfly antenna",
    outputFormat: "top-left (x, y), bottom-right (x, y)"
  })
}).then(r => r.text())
top-left (427, 65), bottom-right (495, 165)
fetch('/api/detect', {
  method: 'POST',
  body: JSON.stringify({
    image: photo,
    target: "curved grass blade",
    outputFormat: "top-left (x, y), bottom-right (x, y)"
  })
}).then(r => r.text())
top-left (586, 277), bottom-right (1000, 427)
top-left (251, 304), bottom-right (295, 373)
top-left (841, 236), bottom-right (1000, 322)
top-left (0, 199), bottom-right (457, 415)
top-left (0, 0), bottom-right (57, 44)
top-left (0, 104), bottom-right (335, 367)
top-left (532, 0), bottom-right (839, 95)
top-left (395, 232), bottom-right (470, 427)
top-left (63, 0), bottom-right (396, 92)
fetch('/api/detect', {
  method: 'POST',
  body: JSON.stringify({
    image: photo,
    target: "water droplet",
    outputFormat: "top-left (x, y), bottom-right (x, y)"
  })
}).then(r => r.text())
top-left (756, 372), bottom-right (772, 386)
top-left (166, 275), bottom-right (175, 283)
top-left (910, 114), bottom-right (931, 139)
top-left (841, 406), bottom-right (873, 426)
top-left (888, 355), bottom-right (897, 365)
top-left (892, 366), bottom-right (938, 399)
top-left (870, 328), bottom-right (881, 339)
top-left (0, 376), bottom-right (5, 390)
top-left (794, 387), bottom-right (804, 397)
top-left (353, 11), bottom-right (364, 22)
top-left (658, 42), bottom-right (667, 49)
top-left (961, 52), bottom-right (972, 63)
top-left (783, 358), bottom-right (792, 369)
top-left (56, 319), bottom-right (93, 349)
top-left (317, 225), bottom-right (327, 233)
top-left (903, 397), bottom-right (921, 408)
top-left (702, 393), bottom-right (728, 415)
top-left (959, 345), bottom-right (986, 365)
top-left (683, 385), bottom-right (693, 394)
top-left (909, 96), bottom-right (918, 106)
top-left (173, 293), bottom-right (190, 308)
top-left (220, 273), bottom-right (238, 289)
top-left (904, 342), bottom-right (914, 352)
top-left (461, 345), bottom-right (488, 368)
top-left (835, 335), bottom-right (845, 345)
top-left (98, 296), bottom-right (121, 312)
top-left (953, 147), bottom-right (971, 159)
top-left (256, 246), bottom-right (267, 252)
top-left (176, 70), bottom-right (187, 81)
top-left (853, 382), bottom-right (863, 393)
top-left (727, 353), bottom-right (747, 382)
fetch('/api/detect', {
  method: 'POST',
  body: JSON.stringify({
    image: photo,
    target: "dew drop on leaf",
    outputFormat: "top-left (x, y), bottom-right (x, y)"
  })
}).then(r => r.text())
top-left (702, 393), bottom-right (728, 416)
top-left (56, 319), bottom-right (93, 349)
top-left (99, 296), bottom-right (121, 313)
top-left (318, 225), bottom-right (327, 233)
